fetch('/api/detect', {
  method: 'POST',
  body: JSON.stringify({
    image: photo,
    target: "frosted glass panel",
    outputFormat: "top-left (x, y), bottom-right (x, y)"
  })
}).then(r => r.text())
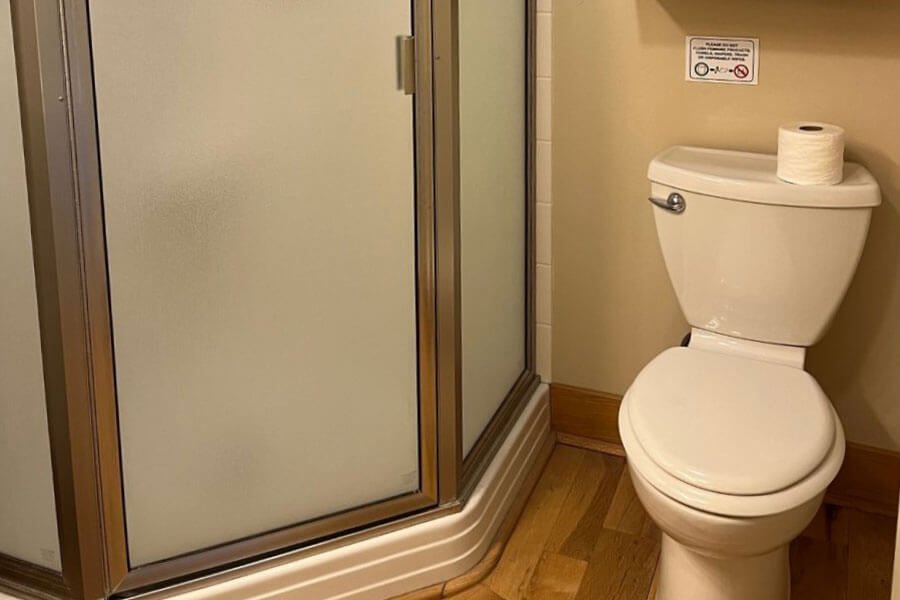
top-left (89, 1), bottom-right (419, 565)
top-left (0, 4), bottom-right (61, 571)
top-left (459, 0), bottom-right (527, 455)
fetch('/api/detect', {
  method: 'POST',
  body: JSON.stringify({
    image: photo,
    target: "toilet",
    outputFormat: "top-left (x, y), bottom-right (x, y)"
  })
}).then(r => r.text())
top-left (622, 146), bottom-right (881, 600)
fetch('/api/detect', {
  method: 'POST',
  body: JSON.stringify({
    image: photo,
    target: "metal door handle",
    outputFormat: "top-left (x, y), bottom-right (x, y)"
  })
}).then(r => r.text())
top-left (399, 36), bottom-right (416, 95)
top-left (648, 192), bottom-right (686, 213)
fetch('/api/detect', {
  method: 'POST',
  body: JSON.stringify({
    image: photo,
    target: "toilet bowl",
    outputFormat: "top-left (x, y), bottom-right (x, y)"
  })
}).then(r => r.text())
top-left (630, 467), bottom-right (819, 600)
top-left (625, 146), bottom-right (881, 600)
top-left (620, 342), bottom-right (845, 600)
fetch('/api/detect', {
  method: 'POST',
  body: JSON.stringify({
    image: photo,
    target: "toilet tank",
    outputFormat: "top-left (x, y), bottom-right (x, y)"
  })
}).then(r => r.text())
top-left (648, 146), bottom-right (880, 347)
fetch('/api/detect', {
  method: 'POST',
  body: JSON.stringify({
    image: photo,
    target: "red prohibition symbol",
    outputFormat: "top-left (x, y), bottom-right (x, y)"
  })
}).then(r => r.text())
top-left (734, 64), bottom-right (750, 79)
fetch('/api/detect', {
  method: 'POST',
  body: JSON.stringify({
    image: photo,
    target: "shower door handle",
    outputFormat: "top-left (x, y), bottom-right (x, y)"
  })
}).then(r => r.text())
top-left (648, 192), bottom-right (686, 214)
top-left (399, 36), bottom-right (416, 95)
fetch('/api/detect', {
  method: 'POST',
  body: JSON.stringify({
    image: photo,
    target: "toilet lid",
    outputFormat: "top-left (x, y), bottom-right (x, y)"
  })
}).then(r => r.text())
top-left (627, 347), bottom-right (835, 496)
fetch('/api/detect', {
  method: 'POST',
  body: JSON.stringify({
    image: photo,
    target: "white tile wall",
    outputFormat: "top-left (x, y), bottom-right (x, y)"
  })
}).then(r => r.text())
top-left (535, 78), bottom-right (552, 142)
top-left (535, 201), bottom-right (551, 265)
top-left (536, 140), bottom-right (552, 206)
top-left (536, 12), bottom-right (552, 78)
top-left (536, 264), bottom-right (552, 325)
top-left (535, 0), bottom-right (552, 382)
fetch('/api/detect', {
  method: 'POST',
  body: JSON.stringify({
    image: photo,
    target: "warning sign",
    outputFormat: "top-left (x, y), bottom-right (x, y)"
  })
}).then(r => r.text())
top-left (686, 36), bottom-right (758, 85)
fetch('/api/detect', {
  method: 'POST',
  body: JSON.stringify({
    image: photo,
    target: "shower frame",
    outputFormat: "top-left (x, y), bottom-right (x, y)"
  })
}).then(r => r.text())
top-left (2, 0), bottom-right (537, 598)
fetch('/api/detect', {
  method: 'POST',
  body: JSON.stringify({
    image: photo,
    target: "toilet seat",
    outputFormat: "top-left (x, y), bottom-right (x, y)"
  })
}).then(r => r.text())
top-left (628, 347), bottom-right (834, 495)
top-left (620, 347), bottom-right (846, 517)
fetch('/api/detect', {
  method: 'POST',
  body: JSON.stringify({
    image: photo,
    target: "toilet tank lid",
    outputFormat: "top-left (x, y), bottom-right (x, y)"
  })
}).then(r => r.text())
top-left (648, 145), bottom-right (881, 208)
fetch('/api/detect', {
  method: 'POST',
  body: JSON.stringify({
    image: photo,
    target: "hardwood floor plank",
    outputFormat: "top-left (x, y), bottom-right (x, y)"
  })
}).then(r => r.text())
top-left (603, 468), bottom-right (659, 539)
top-left (449, 584), bottom-right (506, 600)
top-left (574, 529), bottom-right (660, 600)
top-left (789, 536), bottom-right (848, 600)
top-left (522, 552), bottom-right (587, 600)
top-left (847, 509), bottom-right (896, 600)
top-left (645, 561), bottom-right (660, 600)
top-left (556, 433), bottom-right (625, 457)
top-left (544, 451), bottom-right (612, 555)
top-left (442, 445), bottom-right (895, 600)
top-left (486, 445), bottom-right (586, 600)
top-left (554, 453), bottom-right (625, 561)
top-left (443, 542), bottom-right (506, 598)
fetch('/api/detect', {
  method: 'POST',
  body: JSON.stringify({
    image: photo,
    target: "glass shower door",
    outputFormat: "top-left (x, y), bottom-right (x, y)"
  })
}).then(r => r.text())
top-left (458, 0), bottom-right (528, 457)
top-left (0, 2), bottom-right (60, 571)
top-left (88, 0), bottom-right (427, 566)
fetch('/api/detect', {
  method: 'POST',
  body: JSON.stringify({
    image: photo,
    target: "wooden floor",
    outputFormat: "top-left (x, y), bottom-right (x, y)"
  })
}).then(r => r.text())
top-left (448, 444), bottom-right (897, 600)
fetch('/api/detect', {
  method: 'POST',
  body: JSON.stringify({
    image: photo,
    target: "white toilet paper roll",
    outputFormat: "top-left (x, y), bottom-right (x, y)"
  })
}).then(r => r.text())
top-left (776, 122), bottom-right (845, 185)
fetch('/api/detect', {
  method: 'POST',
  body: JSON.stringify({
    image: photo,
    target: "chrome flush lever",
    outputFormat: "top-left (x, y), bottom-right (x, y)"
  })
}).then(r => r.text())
top-left (648, 192), bottom-right (686, 214)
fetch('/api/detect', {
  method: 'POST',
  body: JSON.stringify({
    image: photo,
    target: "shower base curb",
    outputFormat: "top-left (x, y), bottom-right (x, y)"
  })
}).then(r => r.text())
top-left (150, 384), bottom-right (552, 600)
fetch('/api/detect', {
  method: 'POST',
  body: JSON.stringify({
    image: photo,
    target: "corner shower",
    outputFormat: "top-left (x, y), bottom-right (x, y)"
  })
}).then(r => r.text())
top-left (0, 1), bottom-right (536, 598)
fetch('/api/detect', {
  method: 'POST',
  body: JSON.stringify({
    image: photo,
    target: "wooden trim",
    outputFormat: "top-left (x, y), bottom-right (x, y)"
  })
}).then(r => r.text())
top-left (826, 443), bottom-right (900, 517)
top-left (549, 383), bottom-right (622, 444)
top-left (549, 383), bottom-right (900, 517)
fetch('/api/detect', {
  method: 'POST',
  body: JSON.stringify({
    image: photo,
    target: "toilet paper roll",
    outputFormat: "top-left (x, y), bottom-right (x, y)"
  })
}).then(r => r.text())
top-left (776, 122), bottom-right (845, 185)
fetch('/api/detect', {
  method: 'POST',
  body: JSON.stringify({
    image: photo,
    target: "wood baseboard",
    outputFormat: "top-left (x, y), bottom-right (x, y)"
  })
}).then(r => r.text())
top-left (549, 382), bottom-right (900, 517)
top-left (827, 443), bottom-right (900, 517)
top-left (549, 383), bottom-right (622, 444)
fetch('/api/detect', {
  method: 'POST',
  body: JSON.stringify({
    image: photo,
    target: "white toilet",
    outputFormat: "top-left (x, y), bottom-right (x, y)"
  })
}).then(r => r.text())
top-left (622, 146), bottom-right (881, 600)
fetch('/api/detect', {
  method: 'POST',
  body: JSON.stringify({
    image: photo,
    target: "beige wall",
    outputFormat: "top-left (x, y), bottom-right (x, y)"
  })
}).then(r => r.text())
top-left (552, 0), bottom-right (900, 451)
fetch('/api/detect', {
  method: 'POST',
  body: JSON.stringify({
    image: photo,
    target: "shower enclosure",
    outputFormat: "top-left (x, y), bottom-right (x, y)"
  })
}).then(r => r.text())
top-left (1, 0), bottom-right (535, 598)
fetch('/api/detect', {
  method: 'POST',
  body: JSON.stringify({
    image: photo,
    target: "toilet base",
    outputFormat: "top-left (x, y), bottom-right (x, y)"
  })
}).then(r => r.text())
top-left (656, 534), bottom-right (790, 600)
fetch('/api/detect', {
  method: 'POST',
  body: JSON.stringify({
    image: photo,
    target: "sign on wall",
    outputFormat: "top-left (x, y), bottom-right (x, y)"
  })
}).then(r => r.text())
top-left (685, 36), bottom-right (759, 85)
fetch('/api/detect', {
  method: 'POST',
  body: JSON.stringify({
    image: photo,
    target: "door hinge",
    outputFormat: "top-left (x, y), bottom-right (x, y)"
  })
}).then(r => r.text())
top-left (400, 35), bottom-right (416, 95)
